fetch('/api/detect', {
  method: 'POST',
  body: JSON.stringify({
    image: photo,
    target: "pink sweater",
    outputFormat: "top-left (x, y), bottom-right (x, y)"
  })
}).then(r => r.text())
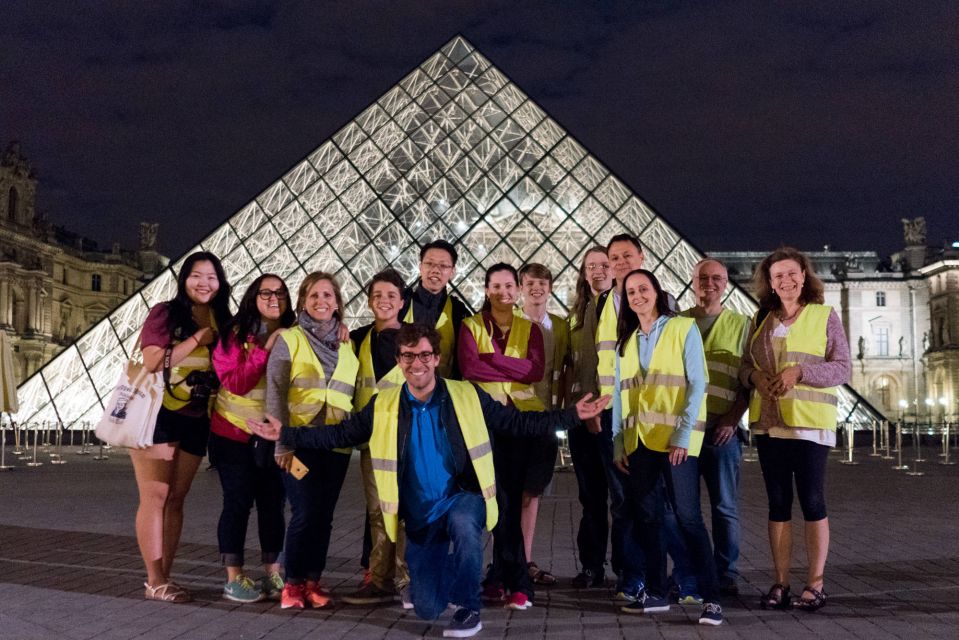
top-left (211, 336), bottom-right (270, 443)
top-left (457, 313), bottom-right (546, 404)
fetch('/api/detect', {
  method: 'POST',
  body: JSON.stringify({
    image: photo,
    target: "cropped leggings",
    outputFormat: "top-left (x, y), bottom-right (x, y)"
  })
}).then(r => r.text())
top-left (755, 435), bottom-right (829, 522)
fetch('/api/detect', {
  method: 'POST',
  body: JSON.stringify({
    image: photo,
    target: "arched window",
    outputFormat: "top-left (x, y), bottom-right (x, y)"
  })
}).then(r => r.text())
top-left (875, 375), bottom-right (893, 411)
top-left (91, 273), bottom-right (102, 292)
top-left (876, 291), bottom-right (886, 307)
top-left (7, 187), bottom-right (18, 222)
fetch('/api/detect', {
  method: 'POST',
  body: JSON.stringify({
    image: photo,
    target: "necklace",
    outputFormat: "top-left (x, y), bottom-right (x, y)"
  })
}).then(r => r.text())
top-left (778, 305), bottom-right (803, 324)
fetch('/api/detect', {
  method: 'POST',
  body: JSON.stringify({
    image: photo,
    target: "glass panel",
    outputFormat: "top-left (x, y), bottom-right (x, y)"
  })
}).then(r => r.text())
top-left (340, 179), bottom-right (377, 215)
top-left (356, 103), bottom-right (390, 135)
top-left (434, 101), bottom-right (468, 134)
top-left (441, 36), bottom-right (473, 63)
top-left (348, 139), bottom-right (384, 173)
top-left (284, 221), bottom-right (326, 261)
top-left (257, 181), bottom-right (294, 217)
top-left (378, 86), bottom-right (411, 116)
top-left (201, 222), bottom-right (242, 258)
top-left (470, 138), bottom-right (505, 172)
top-left (421, 52), bottom-right (453, 80)
top-left (456, 51), bottom-right (491, 79)
top-left (397, 200), bottom-right (436, 239)
top-left (110, 295), bottom-right (149, 343)
top-left (416, 85), bottom-right (451, 117)
top-left (370, 120), bottom-right (405, 155)
top-left (428, 138), bottom-right (464, 173)
top-left (507, 136), bottom-right (545, 171)
top-left (454, 84), bottom-right (490, 115)
top-left (324, 159), bottom-right (360, 195)
top-left (308, 141), bottom-right (344, 174)
top-left (572, 156), bottom-right (608, 191)
top-left (450, 119), bottom-right (486, 152)
top-left (297, 179), bottom-right (336, 217)
top-left (283, 159), bottom-right (319, 196)
top-left (356, 200), bottom-right (394, 238)
top-left (230, 202), bottom-right (269, 239)
top-left (465, 177), bottom-right (503, 214)
top-left (367, 157), bottom-right (401, 194)
top-left (333, 121), bottom-right (368, 155)
top-left (411, 120), bottom-right (444, 154)
top-left (271, 201), bottom-right (311, 238)
top-left (531, 118), bottom-right (564, 151)
top-left (571, 196), bottom-right (610, 236)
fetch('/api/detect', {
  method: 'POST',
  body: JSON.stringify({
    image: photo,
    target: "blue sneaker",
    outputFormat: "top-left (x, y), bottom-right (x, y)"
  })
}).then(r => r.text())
top-left (621, 591), bottom-right (670, 614)
top-left (699, 602), bottom-right (723, 626)
top-left (223, 574), bottom-right (264, 603)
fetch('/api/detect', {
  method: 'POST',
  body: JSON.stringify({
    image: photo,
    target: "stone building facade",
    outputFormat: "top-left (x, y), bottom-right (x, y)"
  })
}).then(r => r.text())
top-left (0, 141), bottom-right (165, 382)
top-left (712, 218), bottom-right (959, 423)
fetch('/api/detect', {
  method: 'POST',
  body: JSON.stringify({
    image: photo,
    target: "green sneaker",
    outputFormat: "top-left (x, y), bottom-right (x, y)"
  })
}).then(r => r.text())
top-left (223, 574), bottom-right (265, 603)
top-left (259, 572), bottom-right (285, 601)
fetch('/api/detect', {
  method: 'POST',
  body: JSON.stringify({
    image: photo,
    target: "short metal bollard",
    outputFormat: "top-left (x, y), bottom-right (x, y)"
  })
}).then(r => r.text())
top-left (742, 431), bottom-right (758, 462)
top-left (940, 423), bottom-right (956, 466)
top-left (913, 425), bottom-right (927, 462)
top-left (868, 419), bottom-right (881, 456)
top-left (93, 439), bottom-right (109, 461)
top-left (77, 421), bottom-right (91, 455)
top-left (0, 419), bottom-right (15, 471)
top-left (892, 422), bottom-right (909, 470)
top-left (51, 424), bottom-right (67, 465)
top-left (14, 421), bottom-right (28, 458)
top-left (840, 422), bottom-right (859, 465)
top-left (11, 419), bottom-right (24, 456)
top-left (26, 427), bottom-right (44, 467)
top-left (880, 420), bottom-right (894, 459)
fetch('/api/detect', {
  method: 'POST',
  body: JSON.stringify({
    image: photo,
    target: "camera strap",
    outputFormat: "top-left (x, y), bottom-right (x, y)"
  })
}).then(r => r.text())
top-left (163, 346), bottom-right (192, 402)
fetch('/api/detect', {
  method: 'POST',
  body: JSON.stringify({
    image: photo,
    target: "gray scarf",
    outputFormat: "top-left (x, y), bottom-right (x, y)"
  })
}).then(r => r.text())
top-left (296, 310), bottom-right (341, 382)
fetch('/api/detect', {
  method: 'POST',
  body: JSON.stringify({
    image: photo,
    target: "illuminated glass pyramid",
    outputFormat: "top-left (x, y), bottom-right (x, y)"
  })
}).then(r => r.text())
top-left (13, 36), bottom-right (879, 427)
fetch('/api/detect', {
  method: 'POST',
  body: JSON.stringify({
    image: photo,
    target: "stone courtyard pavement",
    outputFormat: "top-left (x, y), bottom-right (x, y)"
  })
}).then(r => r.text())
top-left (1, 439), bottom-right (957, 640)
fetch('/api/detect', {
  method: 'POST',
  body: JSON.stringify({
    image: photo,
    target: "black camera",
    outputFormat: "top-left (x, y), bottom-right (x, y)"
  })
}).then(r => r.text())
top-left (185, 369), bottom-right (220, 405)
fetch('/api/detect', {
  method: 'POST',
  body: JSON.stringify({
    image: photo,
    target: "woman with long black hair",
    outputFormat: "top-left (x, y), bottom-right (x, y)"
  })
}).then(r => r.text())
top-left (134, 251), bottom-right (232, 602)
top-left (210, 274), bottom-right (295, 603)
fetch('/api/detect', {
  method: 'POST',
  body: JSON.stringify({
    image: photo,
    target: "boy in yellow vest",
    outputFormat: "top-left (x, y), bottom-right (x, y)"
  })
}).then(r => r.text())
top-left (249, 324), bottom-right (609, 638)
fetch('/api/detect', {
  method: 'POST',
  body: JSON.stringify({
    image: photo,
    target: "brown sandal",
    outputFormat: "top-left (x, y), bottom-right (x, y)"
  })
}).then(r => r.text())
top-left (760, 583), bottom-right (791, 610)
top-left (144, 581), bottom-right (192, 603)
top-left (794, 585), bottom-right (827, 612)
top-left (528, 562), bottom-right (557, 586)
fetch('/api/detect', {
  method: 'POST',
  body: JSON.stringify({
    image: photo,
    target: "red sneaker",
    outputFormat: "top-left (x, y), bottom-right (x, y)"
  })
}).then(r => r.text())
top-left (505, 592), bottom-right (532, 610)
top-left (305, 581), bottom-right (332, 608)
top-left (280, 583), bottom-right (306, 609)
top-left (481, 583), bottom-right (505, 604)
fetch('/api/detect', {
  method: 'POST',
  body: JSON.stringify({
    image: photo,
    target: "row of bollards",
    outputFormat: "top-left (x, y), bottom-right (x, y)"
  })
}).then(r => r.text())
top-left (0, 419), bottom-right (112, 471)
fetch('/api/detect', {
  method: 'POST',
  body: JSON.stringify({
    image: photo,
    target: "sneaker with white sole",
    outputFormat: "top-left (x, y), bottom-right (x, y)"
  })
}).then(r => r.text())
top-left (342, 581), bottom-right (395, 605)
top-left (444, 606), bottom-right (482, 638)
top-left (223, 574), bottom-right (264, 603)
top-left (621, 591), bottom-right (670, 614)
top-left (259, 572), bottom-right (284, 601)
top-left (699, 602), bottom-right (723, 626)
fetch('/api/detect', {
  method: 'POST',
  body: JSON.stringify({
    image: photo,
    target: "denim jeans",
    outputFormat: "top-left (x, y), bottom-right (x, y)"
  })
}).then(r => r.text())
top-left (282, 448), bottom-right (350, 582)
top-left (567, 421), bottom-right (610, 573)
top-left (621, 443), bottom-right (668, 598)
top-left (405, 492), bottom-right (485, 620)
top-left (597, 409), bottom-right (631, 580)
top-left (665, 454), bottom-right (721, 603)
top-left (210, 434), bottom-right (286, 567)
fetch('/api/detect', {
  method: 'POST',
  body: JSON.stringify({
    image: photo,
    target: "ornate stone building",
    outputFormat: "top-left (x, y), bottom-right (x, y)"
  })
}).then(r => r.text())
top-left (0, 141), bottom-right (165, 382)
top-left (713, 217), bottom-right (959, 423)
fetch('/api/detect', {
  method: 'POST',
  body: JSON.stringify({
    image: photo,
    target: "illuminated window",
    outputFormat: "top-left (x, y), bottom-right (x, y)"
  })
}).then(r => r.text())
top-left (875, 327), bottom-right (889, 356)
top-left (876, 291), bottom-right (886, 306)
top-left (875, 375), bottom-right (892, 411)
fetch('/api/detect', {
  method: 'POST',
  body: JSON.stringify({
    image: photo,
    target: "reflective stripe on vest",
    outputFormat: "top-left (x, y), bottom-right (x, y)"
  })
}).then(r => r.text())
top-left (370, 380), bottom-right (499, 542)
top-left (747, 304), bottom-right (838, 430)
top-left (462, 313), bottom-right (545, 411)
top-left (595, 294), bottom-right (618, 397)
top-left (281, 326), bottom-right (359, 453)
top-left (681, 308), bottom-right (749, 417)
top-left (404, 295), bottom-right (455, 378)
top-left (162, 315), bottom-right (218, 412)
top-left (354, 328), bottom-right (406, 412)
top-left (213, 341), bottom-right (266, 432)
top-left (619, 317), bottom-right (707, 456)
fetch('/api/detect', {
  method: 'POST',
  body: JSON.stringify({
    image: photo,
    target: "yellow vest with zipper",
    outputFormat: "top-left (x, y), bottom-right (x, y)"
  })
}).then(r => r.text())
top-left (354, 328), bottom-right (406, 412)
top-left (462, 313), bottom-right (545, 411)
top-left (404, 295), bottom-right (455, 378)
top-left (213, 339), bottom-right (266, 433)
top-left (595, 293), bottom-right (619, 397)
top-left (162, 316), bottom-right (218, 412)
top-left (747, 304), bottom-right (838, 430)
top-left (280, 326), bottom-right (359, 454)
top-left (369, 380), bottom-right (498, 542)
top-left (619, 317), bottom-right (707, 456)
top-left (680, 308), bottom-right (749, 417)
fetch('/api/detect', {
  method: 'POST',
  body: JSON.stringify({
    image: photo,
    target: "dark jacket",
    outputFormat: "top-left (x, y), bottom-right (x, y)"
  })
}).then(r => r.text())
top-left (280, 378), bottom-right (577, 498)
top-left (398, 284), bottom-right (472, 378)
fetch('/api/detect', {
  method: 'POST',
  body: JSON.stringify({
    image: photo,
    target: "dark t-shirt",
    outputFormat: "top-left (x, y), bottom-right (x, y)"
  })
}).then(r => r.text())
top-left (141, 303), bottom-right (173, 348)
top-left (350, 324), bottom-right (400, 381)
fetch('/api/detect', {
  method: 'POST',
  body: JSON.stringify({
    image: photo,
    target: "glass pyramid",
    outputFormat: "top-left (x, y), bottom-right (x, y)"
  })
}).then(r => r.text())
top-left (13, 36), bottom-right (880, 428)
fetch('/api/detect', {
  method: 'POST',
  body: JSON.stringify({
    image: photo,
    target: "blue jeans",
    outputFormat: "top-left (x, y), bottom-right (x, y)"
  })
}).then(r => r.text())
top-left (620, 443), bottom-right (668, 598)
top-left (597, 409), bottom-right (631, 580)
top-left (665, 454), bottom-right (721, 603)
top-left (667, 434), bottom-right (742, 588)
top-left (405, 492), bottom-right (485, 620)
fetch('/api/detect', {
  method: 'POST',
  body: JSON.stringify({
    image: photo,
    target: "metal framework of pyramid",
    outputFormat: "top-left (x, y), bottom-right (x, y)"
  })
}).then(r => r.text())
top-left (12, 36), bottom-right (880, 428)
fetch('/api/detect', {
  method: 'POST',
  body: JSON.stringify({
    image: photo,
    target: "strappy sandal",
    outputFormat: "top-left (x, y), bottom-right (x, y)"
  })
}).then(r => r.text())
top-left (527, 562), bottom-right (557, 586)
top-left (144, 581), bottom-right (192, 603)
top-left (793, 585), bottom-right (827, 612)
top-left (759, 583), bottom-right (791, 610)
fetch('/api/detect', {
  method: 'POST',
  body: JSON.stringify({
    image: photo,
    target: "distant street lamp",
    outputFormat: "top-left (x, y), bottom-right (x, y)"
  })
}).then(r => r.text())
top-left (898, 398), bottom-right (908, 422)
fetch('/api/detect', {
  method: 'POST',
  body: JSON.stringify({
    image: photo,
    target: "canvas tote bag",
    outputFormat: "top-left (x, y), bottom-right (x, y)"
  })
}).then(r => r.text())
top-left (95, 338), bottom-right (164, 448)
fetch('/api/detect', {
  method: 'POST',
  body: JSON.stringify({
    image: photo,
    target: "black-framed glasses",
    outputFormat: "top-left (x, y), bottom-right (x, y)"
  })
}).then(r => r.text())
top-left (398, 351), bottom-right (436, 363)
top-left (257, 289), bottom-right (289, 300)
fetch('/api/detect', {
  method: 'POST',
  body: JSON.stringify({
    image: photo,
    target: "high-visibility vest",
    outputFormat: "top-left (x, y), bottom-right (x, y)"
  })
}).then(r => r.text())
top-left (280, 326), bottom-right (359, 453)
top-left (162, 316), bottom-right (218, 412)
top-left (519, 308), bottom-right (570, 409)
top-left (213, 339), bottom-right (265, 433)
top-left (404, 295), bottom-right (455, 378)
top-left (680, 308), bottom-right (749, 417)
top-left (619, 317), bottom-right (707, 456)
top-left (747, 304), bottom-right (838, 430)
top-left (595, 292), bottom-right (619, 397)
top-left (369, 380), bottom-right (498, 542)
top-left (462, 313), bottom-right (545, 411)
top-left (354, 327), bottom-right (406, 412)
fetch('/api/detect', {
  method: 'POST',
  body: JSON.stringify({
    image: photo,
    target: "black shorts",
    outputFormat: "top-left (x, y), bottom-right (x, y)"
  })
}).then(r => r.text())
top-left (152, 407), bottom-right (211, 457)
top-left (523, 434), bottom-right (559, 496)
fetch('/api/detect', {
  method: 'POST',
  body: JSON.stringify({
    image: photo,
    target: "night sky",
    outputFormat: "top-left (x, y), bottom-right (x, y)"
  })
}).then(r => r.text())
top-left (2, 1), bottom-right (956, 260)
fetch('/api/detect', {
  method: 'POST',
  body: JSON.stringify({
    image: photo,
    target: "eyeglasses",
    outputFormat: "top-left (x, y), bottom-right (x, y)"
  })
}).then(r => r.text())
top-left (585, 263), bottom-right (610, 271)
top-left (398, 351), bottom-right (436, 363)
top-left (422, 260), bottom-right (453, 272)
top-left (257, 289), bottom-right (289, 300)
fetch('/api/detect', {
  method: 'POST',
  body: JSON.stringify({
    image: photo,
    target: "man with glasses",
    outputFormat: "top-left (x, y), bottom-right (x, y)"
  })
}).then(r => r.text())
top-left (250, 323), bottom-right (609, 638)
top-left (667, 258), bottom-right (750, 597)
top-left (400, 240), bottom-right (472, 379)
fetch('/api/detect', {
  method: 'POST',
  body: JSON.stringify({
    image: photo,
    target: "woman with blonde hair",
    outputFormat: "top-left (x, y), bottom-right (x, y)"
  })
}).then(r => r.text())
top-left (740, 247), bottom-right (850, 612)
top-left (265, 271), bottom-right (359, 609)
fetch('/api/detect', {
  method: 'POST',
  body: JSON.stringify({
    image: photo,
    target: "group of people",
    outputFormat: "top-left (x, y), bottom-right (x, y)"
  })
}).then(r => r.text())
top-left (128, 235), bottom-right (850, 637)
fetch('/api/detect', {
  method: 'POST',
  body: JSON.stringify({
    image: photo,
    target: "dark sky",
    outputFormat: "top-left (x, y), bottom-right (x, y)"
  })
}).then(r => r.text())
top-left (2, 1), bottom-right (956, 260)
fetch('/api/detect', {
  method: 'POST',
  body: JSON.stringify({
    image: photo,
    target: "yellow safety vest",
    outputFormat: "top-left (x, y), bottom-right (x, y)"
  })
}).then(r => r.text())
top-left (354, 327), bottom-right (406, 412)
top-left (747, 304), bottom-right (838, 430)
top-left (595, 293), bottom-right (619, 397)
top-left (619, 317), bottom-right (707, 456)
top-left (462, 313), bottom-right (545, 411)
top-left (369, 380), bottom-right (498, 542)
top-left (280, 326), bottom-right (359, 453)
top-left (518, 308), bottom-right (570, 409)
top-left (162, 316), bottom-right (218, 412)
top-left (680, 308), bottom-right (749, 417)
top-left (404, 295), bottom-right (455, 378)
top-left (213, 340), bottom-right (266, 433)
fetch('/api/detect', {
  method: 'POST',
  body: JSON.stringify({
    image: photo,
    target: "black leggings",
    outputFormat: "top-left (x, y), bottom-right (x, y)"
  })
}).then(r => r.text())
top-left (755, 435), bottom-right (829, 522)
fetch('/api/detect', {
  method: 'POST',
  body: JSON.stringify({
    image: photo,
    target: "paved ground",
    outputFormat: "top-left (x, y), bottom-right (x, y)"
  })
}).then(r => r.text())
top-left (1, 435), bottom-right (958, 640)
